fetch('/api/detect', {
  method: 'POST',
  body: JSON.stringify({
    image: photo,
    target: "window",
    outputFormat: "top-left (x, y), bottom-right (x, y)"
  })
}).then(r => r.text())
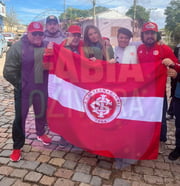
top-left (111, 26), bottom-right (119, 37)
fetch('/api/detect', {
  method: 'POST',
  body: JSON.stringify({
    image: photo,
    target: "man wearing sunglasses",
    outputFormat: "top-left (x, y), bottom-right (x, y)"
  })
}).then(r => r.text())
top-left (3, 21), bottom-right (51, 162)
top-left (62, 25), bottom-right (83, 54)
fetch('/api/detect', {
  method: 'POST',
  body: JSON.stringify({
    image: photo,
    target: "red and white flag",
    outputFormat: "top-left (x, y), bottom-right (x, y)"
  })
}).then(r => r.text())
top-left (47, 46), bottom-right (167, 160)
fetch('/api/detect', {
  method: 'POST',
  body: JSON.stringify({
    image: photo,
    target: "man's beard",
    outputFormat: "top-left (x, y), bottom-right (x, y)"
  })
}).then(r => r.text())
top-left (144, 38), bottom-right (156, 46)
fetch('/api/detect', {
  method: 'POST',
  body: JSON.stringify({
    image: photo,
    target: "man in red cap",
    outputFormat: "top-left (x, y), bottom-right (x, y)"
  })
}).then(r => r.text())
top-left (62, 25), bottom-right (83, 54)
top-left (3, 21), bottom-right (51, 162)
top-left (43, 25), bottom-right (83, 148)
top-left (137, 22), bottom-right (178, 154)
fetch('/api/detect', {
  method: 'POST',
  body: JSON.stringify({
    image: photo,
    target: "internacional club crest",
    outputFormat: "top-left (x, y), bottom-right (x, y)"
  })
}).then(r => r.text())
top-left (83, 88), bottom-right (122, 124)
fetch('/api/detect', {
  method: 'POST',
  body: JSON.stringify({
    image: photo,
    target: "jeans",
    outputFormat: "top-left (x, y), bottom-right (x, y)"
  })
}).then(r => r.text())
top-left (12, 88), bottom-right (47, 149)
top-left (174, 97), bottom-right (180, 148)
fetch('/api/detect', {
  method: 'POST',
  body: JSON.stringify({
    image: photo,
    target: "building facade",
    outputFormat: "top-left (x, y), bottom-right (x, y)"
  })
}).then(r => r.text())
top-left (0, 1), bottom-right (6, 32)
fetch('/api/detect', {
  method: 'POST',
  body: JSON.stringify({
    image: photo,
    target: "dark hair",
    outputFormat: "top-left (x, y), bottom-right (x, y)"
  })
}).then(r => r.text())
top-left (117, 27), bottom-right (133, 39)
top-left (141, 31), bottom-right (161, 43)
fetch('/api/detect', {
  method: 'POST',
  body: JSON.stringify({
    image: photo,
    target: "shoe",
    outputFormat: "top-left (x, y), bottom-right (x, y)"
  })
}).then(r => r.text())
top-left (59, 137), bottom-right (69, 148)
top-left (168, 148), bottom-right (180, 161)
top-left (159, 141), bottom-right (166, 154)
top-left (10, 149), bottom-right (21, 162)
top-left (37, 134), bottom-right (51, 145)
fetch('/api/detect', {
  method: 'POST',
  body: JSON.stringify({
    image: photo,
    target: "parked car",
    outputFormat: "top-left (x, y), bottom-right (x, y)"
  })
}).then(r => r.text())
top-left (2, 32), bottom-right (15, 46)
top-left (0, 33), bottom-right (8, 58)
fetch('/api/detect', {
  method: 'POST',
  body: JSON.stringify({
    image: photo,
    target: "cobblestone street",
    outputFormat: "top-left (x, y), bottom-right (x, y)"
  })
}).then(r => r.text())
top-left (0, 54), bottom-right (180, 186)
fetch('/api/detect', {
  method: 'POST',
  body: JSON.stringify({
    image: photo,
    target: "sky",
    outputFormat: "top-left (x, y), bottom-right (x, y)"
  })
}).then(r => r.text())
top-left (3, 0), bottom-right (172, 29)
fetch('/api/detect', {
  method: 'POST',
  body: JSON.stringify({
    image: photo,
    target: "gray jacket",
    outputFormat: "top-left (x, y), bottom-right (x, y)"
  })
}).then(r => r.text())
top-left (44, 30), bottom-right (66, 44)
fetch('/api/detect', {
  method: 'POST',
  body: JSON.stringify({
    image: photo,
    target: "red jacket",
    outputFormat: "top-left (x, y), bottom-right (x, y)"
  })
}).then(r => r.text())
top-left (137, 43), bottom-right (178, 64)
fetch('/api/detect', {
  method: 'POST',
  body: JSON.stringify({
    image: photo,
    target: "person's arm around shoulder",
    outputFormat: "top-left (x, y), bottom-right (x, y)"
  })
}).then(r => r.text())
top-left (3, 41), bottom-right (22, 89)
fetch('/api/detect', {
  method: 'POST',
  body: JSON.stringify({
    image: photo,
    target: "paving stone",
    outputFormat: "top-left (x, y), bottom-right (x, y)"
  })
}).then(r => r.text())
top-left (0, 177), bottom-right (15, 186)
top-left (79, 183), bottom-right (91, 186)
top-left (132, 181), bottom-right (152, 186)
top-left (98, 160), bottom-right (112, 169)
top-left (82, 152), bottom-right (97, 158)
top-left (90, 176), bottom-right (102, 186)
top-left (0, 132), bottom-right (8, 138)
top-left (155, 162), bottom-right (170, 170)
top-left (134, 166), bottom-right (154, 175)
top-left (36, 154), bottom-right (51, 163)
top-left (122, 171), bottom-right (143, 181)
top-left (0, 157), bottom-right (9, 164)
top-left (36, 163), bottom-right (56, 176)
top-left (0, 149), bottom-right (11, 157)
top-left (24, 171), bottom-right (42, 183)
top-left (63, 160), bottom-right (77, 169)
top-left (51, 150), bottom-right (66, 158)
top-left (170, 164), bottom-right (180, 173)
top-left (23, 151), bottom-right (40, 161)
top-left (92, 167), bottom-right (111, 179)
top-left (2, 143), bottom-right (12, 150)
top-left (70, 146), bottom-right (84, 154)
top-left (8, 160), bottom-right (25, 168)
top-left (140, 160), bottom-right (155, 168)
top-left (13, 179), bottom-right (31, 186)
top-left (54, 168), bottom-right (74, 178)
top-left (164, 177), bottom-right (176, 185)
top-left (23, 145), bottom-right (32, 152)
top-left (10, 168), bottom-right (28, 178)
top-left (113, 178), bottom-right (131, 186)
top-left (65, 152), bottom-right (82, 161)
top-left (79, 157), bottom-right (98, 166)
top-left (172, 171), bottom-right (180, 180)
top-left (144, 175), bottom-right (164, 185)
top-left (154, 169), bottom-right (173, 178)
top-left (0, 166), bottom-right (14, 176)
top-left (72, 172), bottom-right (91, 183)
top-left (54, 178), bottom-right (75, 186)
top-left (75, 163), bottom-right (91, 174)
top-left (20, 160), bottom-right (40, 170)
top-left (39, 175), bottom-right (56, 185)
top-left (49, 157), bottom-right (65, 167)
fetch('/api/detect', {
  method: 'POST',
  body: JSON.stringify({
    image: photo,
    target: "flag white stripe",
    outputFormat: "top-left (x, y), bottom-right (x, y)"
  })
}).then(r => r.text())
top-left (48, 74), bottom-right (163, 122)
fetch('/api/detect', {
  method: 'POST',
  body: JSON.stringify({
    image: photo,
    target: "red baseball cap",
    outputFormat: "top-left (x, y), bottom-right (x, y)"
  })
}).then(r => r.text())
top-left (68, 25), bottom-right (81, 34)
top-left (142, 22), bottom-right (158, 32)
top-left (27, 22), bottom-right (44, 33)
top-left (102, 37), bottom-right (110, 41)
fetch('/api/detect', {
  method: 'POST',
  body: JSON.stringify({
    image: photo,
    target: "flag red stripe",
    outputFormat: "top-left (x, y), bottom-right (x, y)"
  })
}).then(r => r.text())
top-left (48, 97), bottom-right (161, 159)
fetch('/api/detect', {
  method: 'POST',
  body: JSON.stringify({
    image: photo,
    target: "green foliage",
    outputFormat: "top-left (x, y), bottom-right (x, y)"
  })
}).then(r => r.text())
top-left (165, 0), bottom-right (180, 43)
top-left (126, 5), bottom-right (150, 28)
top-left (60, 6), bottom-right (109, 20)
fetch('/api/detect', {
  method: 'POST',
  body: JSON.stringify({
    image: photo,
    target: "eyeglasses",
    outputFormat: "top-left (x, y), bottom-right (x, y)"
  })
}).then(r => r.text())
top-left (31, 32), bottom-right (44, 36)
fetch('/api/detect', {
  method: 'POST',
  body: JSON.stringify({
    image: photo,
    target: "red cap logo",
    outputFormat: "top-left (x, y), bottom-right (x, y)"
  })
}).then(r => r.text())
top-left (27, 22), bottom-right (44, 33)
top-left (68, 25), bottom-right (81, 34)
top-left (142, 22), bottom-right (158, 32)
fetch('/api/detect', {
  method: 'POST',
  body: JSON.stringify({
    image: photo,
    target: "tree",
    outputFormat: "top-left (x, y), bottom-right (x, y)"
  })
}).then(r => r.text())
top-left (126, 5), bottom-right (150, 28)
top-left (164, 0), bottom-right (180, 43)
top-left (4, 7), bottom-right (19, 32)
top-left (60, 6), bottom-right (109, 21)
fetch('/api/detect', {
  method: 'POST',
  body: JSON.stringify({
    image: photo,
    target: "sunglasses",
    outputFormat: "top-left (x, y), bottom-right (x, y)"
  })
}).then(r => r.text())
top-left (72, 33), bottom-right (81, 38)
top-left (31, 32), bottom-right (44, 36)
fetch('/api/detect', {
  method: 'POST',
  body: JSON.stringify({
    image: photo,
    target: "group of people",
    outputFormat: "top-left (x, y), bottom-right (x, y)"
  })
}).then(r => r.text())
top-left (3, 15), bottom-right (180, 163)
